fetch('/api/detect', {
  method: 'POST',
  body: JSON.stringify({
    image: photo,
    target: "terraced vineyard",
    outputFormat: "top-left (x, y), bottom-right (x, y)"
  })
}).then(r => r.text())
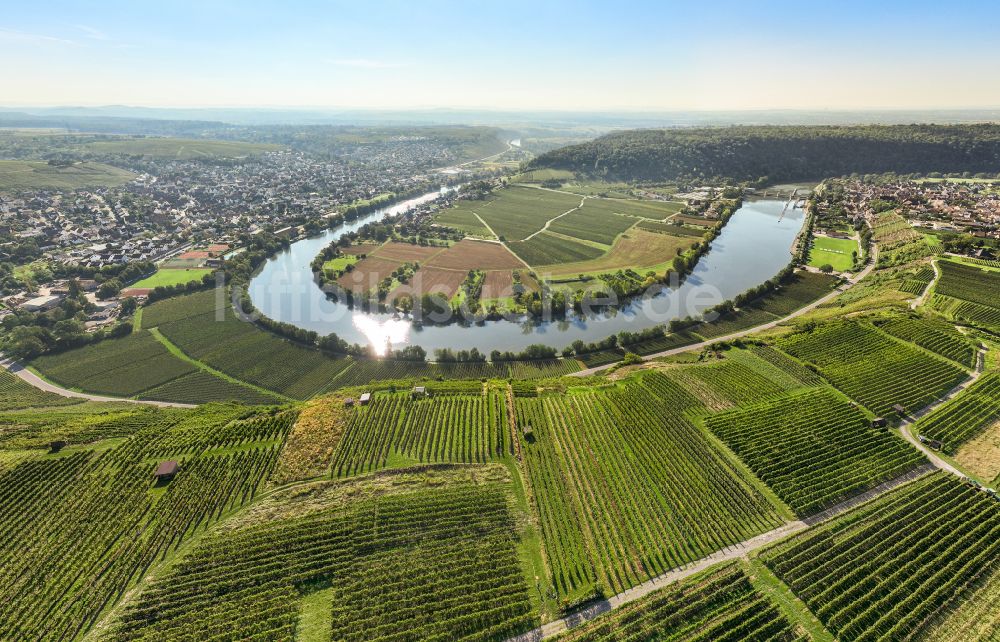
top-left (104, 469), bottom-right (537, 641)
top-left (0, 405), bottom-right (293, 641)
top-left (554, 563), bottom-right (805, 642)
top-left (705, 388), bottom-right (925, 515)
top-left (516, 377), bottom-right (785, 603)
top-left (776, 320), bottom-right (968, 417)
top-left (331, 390), bottom-right (510, 477)
top-left (874, 315), bottom-right (977, 367)
top-left (763, 472), bottom-right (1000, 641)
top-left (914, 372), bottom-right (1000, 453)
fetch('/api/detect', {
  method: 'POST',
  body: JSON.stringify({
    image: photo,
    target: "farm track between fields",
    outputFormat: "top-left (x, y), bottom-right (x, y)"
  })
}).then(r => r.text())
top-left (0, 355), bottom-right (197, 408)
top-left (520, 196), bottom-right (587, 242)
top-left (506, 462), bottom-right (937, 642)
top-left (571, 245), bottom-right (880, 376)
top-left (911, 258), bottom-right (940, 310)
top-left (899, 346), bottom-right (988, 478)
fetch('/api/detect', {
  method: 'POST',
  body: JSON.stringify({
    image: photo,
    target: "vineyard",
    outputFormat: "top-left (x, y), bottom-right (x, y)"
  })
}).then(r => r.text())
top-left (31, 290), bottom-right (581, 404)
top-left (776, 320), bottom-right (968, 417)
top-left (554, 563), bottom-right (806, 642)
top-left (914, 372), bottom-right (1000, 454)
top-left (0, 404), bottom-right (294, 641)
top-left (872, 212), bottom-right (931, 268)
top-left (763, 472), bottom-right (1000, 641)
top-left (920, 561), bottom-right (1000, 641)
top-left (0, 404), bottom-right (181, 451)
top-left (105, 468), bottom-right (537, 641)
top-left (138, 370), bottom-right (283, 405)
top-left (515, 376), bottom-right (785, 603)
top-left (667, 350), bottom-right (810, 411)
top-left (695, 271), bottom-right (839, 340)
top-left (331, 389), bottom-right (510, 477)
top-left (874, 315), bottom-right (977, 368)
top-left (898, 265), bottom-right (934, 295)
top-left (705, 388), bottom-right (926, 515)
top-left (31, 331), bottom-right (196, 397)
top-left (930, 260), bottom-right (1000, 328)
top-left (0, 369), bottom-right (84, 411)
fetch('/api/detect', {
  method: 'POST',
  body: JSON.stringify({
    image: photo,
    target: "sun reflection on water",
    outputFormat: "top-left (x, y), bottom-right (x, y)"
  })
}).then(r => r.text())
top-left (352, 314), bottom-right (411, 356)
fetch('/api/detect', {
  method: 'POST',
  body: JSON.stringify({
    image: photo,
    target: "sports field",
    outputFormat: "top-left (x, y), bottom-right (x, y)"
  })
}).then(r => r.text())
top-left (131, 268), bottom-right (213, 288)
top-left (808, 235), bottom-right (857, 271)
top-left (0, 160), bottom-right (135, 190)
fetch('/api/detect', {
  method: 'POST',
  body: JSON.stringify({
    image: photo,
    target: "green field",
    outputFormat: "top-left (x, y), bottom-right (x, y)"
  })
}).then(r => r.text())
top-left (807, 234), bottom-right (857, 271)
top-left (106, 467), bottom-right (537, 641)
top-left (131, 268), bottom-right (213, 288)
top-left (0, 160), bottom-right (135, 190)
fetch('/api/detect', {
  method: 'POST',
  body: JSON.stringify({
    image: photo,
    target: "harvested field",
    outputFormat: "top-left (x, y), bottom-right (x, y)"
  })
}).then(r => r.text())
top-left (482, 270), bottom-right (515, 299)
top-left (336, 257), bottom-right (403, 293)
top-left (541, 228), bottom-right (692, 276)
top-left (371, 241), bottom-right (444, 262)
top-left (955, 419), bottom-right (1000, 484)
top-left (178, 251), bottom-right (211, 260)
top-left (426, 238), bottom-right (524, 270)
top-left (519, 271), bottom-right (541, 293)
top-left (387, 267), bottom-right (466, 300)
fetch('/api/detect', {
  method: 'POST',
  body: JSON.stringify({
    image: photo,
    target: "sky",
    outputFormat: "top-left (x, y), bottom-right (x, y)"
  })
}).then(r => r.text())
top-left (2, 0), bottom-right (1000, 111)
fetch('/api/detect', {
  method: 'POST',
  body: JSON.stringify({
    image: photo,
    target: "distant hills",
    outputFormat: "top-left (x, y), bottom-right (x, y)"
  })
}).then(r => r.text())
top-left (528, 124), bottom-right (1000, 183)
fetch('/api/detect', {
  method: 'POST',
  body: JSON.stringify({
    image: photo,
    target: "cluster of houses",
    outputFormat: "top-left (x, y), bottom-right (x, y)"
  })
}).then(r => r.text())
top-left (2, 139), bottom-right (463, 272)
top-left (1, 277), bottom-right (122, 328)
top-left (838, 180), bottom-right (1000, 240)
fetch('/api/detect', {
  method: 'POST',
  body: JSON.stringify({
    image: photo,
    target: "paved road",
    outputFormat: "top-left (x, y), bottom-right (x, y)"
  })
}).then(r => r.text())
top-left (571, 246), bottom-right (879, 377)
top-left (506, 463), bottom-right (934, 642)
top-left (1, 356), bottom-right (197, 409)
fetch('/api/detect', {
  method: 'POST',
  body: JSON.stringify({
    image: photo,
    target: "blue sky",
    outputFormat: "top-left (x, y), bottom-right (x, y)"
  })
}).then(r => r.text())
top-left (3, 0), bottom-right (999, 110)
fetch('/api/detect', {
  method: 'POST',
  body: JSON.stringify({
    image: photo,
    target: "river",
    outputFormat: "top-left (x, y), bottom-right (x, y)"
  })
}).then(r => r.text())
top-left (247, 190), bottom-right (805, 354)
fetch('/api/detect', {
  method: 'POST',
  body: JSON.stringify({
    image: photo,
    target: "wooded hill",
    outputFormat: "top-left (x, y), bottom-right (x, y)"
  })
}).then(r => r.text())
top-left (528, 124), bottom-right (1000, 182)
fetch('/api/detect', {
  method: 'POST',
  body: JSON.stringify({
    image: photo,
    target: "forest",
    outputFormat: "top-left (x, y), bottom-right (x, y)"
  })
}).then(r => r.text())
top-left (528, 124), bottom-right (1000, 183)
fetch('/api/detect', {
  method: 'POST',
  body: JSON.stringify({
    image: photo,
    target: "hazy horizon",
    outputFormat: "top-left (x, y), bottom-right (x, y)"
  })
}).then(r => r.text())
top-left (4, 0), bottom-right (1000, 112)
